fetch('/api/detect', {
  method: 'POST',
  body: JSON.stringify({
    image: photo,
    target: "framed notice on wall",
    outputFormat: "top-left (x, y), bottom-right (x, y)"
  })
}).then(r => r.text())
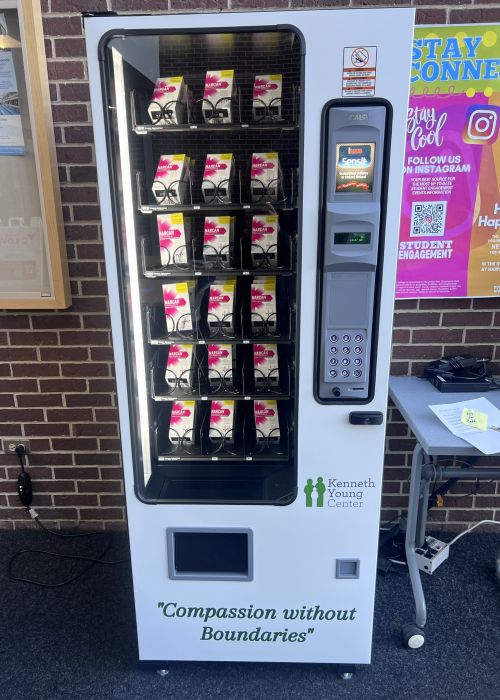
top-left (396, 24), bottom-right (500, 299)
top-left (0, 0), bottom-right (70, 309)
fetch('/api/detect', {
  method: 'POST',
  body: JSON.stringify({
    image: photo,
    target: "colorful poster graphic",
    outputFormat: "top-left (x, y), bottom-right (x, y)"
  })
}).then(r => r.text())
top-left (335, 143), bottom-right (375, 193)
top-left (0, 13), bottom-right (24, 156)
top-left (396, 25), bottom-right (500, 298)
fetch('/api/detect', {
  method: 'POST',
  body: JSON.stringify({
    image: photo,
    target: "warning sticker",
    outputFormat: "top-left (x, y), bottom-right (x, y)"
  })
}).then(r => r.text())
top-left (342, 46), bottom-right (377, 97)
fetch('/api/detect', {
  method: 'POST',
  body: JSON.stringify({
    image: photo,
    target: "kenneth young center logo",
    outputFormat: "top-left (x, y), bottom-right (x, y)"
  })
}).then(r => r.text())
top-left (304, 476), bottom-right (375, 509)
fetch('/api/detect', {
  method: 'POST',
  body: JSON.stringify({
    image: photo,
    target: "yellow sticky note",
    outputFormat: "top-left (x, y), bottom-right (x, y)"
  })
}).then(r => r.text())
top-left (461, 407), bottom-right (488, 431)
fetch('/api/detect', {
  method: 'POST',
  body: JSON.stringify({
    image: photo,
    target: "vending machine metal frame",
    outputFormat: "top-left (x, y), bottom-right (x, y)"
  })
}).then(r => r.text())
top-left (85, 7), bottom-right (414, 669)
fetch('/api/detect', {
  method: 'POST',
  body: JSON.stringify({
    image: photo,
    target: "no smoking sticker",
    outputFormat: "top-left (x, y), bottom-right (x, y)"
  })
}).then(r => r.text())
top-left (343, 46), bottom-right (377, 97)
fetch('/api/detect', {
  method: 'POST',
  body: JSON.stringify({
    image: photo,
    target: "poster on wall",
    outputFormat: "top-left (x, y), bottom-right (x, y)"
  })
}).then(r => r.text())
top-left (396, 24), bottom-right (500, 298)
top-left (0, 13), bottom-right (24, 156)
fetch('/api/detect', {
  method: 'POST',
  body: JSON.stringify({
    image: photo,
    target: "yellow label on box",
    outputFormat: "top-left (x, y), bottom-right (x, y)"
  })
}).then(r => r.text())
top-left (266, 152), bottom-right (278, 159)
top-left (263, 278), bottom-right (276, 291)
top-left (221, 70), bottom-right (234, 78)
top-left (461, 407), bottom-right (488, 431)
top-left (222, 279), bottom-right (236, 292)
top-left (172, 154), bottom-right (186, 161)
top-left (175, 282), bottom-right (189, 294)
top-left (169, 213), bottom-right (184, 225)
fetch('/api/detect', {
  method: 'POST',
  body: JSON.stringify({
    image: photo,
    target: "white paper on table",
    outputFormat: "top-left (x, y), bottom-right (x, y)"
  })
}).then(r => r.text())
top-left (429, 397), bottom-right (500, 455)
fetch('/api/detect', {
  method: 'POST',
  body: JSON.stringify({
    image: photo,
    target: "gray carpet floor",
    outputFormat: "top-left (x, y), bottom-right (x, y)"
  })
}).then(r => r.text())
top-left (0, 530), bottom-right (499, 700)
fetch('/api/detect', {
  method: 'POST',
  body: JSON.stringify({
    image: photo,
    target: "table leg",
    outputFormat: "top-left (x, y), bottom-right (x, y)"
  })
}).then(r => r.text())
top-left (405, 443), bottom-right (427, 629)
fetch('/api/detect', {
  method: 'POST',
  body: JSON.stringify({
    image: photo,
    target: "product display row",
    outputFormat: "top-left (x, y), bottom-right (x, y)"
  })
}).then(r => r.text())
top-left (152, 152), bottom-right (282, 204)
top-left (148, 72), bottom-right (284, 125)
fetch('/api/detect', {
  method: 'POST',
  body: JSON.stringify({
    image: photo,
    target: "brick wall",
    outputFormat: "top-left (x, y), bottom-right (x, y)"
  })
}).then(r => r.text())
top-left (0, 0), bottom-right (498, 530)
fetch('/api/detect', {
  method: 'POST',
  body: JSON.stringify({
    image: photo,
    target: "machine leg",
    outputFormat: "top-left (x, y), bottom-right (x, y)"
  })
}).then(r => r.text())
top-left (402, 444), bottom-right (427, 648)
top-left (156, 668), bottom-right (169, 677)
top-left (337, 665), bottom-right (356, 680)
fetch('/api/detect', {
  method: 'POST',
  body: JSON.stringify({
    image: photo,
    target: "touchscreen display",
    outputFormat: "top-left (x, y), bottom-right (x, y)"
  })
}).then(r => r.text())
top-left (335, 143), bottom-right (375, 193)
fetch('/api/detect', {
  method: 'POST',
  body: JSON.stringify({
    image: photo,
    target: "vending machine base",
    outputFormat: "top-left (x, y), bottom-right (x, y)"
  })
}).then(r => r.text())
top-left (85, 7), bottom-right (414, 667)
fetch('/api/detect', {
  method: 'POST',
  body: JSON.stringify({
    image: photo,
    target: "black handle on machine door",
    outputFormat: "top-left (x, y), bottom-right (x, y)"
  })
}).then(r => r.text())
top-left (349, 412), bottom-right (383, 425)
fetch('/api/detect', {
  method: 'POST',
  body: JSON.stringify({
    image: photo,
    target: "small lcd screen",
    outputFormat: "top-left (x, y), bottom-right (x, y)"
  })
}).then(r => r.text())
top-left (334, 232), bottom-right (371, 245)
top-left (335, 142), bottom-right (375, 193)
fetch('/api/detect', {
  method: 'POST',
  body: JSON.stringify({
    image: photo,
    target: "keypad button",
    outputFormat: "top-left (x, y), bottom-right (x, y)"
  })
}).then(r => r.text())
top-left (354, 346), bottom-right (362, 354)
top-left (329, 369), bottom-right (338, 378)
top-left (353, 369), bottom-right (362, 378)
top-left (342, 334), bottom-right (350, 342)
top-left (355, 334), bottom-right (363, 342)
top-left (342, 346), bottom-right (350, 354)
top-left (341, 369), bottom-right (350, 378)
top-left (341, 358), bottom-right (350, 366)
top-left (353, 358), bottom-right (362, 366)
top-left (330, 334), bottom-right (338, 342)
top-left (330, 346), bottom-right (338, 354)
top-left (329, 358), bottom-right (338, 366)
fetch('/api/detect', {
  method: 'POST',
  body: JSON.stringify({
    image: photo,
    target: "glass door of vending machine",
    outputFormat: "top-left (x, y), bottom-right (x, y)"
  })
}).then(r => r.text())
top-left (101, 29), bottom-right (302, 504)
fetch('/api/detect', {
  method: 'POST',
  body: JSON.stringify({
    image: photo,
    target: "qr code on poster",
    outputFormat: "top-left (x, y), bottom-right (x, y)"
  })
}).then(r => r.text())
top-left (410, 201), bottom-right (447, 237)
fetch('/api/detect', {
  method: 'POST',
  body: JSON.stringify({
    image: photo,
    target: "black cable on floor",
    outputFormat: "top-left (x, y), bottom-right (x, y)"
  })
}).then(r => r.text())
top-left (7, 508), bottom-right (129, 588)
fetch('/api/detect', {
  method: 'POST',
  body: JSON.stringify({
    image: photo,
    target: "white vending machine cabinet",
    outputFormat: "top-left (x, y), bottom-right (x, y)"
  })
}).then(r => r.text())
top-left (85, 8), bottom-right (414, 666)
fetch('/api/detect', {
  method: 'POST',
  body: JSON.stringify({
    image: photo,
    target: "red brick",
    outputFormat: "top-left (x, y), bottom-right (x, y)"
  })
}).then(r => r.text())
top-left (81, 281), bottom-right (108, 295)
top-left (51, 437), bottom-right (99, 451)
top-left (64, 224), bottom-right (100, 242)
top-left (0, 379), bottom-right (38, 393)
top-left (51, 0), bottom-right (109, 10)
top-left (0, 396), bottom-right (14, 407)
top-left (77, 480), bottom-right (122, 493)
top-left (39, 378), bottom-right (87, 393)
top-left (64, 125), bottom-right (95, 144)
top-left (465, 329), bottom-right (499, 343)
top-left (53, 38), bottom-right (86, 58)
top-left (17, 394), bottom-right (63, 408)
top-left (12, 364), bottom-right (60, 378)
top-left (66, 393), bottom-right (112, 407)
top-left (69, 166), bottom-right (98, 183)
top-left (43, 15), bottom-right (83, 36)
top-left (444, 345), bottom-right (494, 359)
top-left (32, 314), bottom-right (82, 330)
top-left (74, 452), bottom-right (121, 466)
top-left (90, 347), bottom-right (114, 361)
top-left (24, 424), bottom-right (71, 437)
top-left (412, 329), bottom-right (463, 344)
top-left (0, 315), bottom-right (30, 329)
top-left (74, 423), bottom-right (118, 437)
top-left (54, 467), bottom-right (99, 479)
top-left (72, 205), bottom-right (102, 222)
top-left (54, 494), bottom-right (99, 506)
top-left (77, 244), bottom-right (104, 260)
top-left (77, 508), bottom-right (124, 520)
top-left (473, 298), bottom-right (500, 310)
top-left (9, 331), bottom-right (59, 346)
top-left (46, 408), bottom-right (93, 423)
top-left (392, 329), bottom-right (410, 343)
top-left (416, 9), bottom-right (447, 24)
top-left (393, 312), bottom-right (441, 327)
top-left (68, 262), bottom-right (100, 278)
top-left (231, 0), bottom-right (287, 6)
top-left (52, 103), bottom-right (88, 123)
top-left (32, 480), bottom-right (76, 493)
top-left (447, 509), bottom-right (494, 522)
top-left (99, 438), bottom-right (121, 451)
top-left (419, 298), bottom-right (472, 310)
top-left (394, 299), bottom-right (418, 310)
top-left (47, 61), bottom-right (85, 81)
top-left (39, 347), bottom-right (88, 362)
top-left (0, 408), bottom-right (44, 422)
top-left (56, 145), bottom-right (93, 164)
top-left (61, 186), bottom-right (98, 204)
top-left (0, 348), bottom-right (37, 362)
top-left (0, 365), bottom-right (11, 378)
top-left (99, 494), bottom-right (126, 506)
top-left (390, 362), bottom-right (409, 376)
top-left (59, 82), bottom-right (90, 102)
top-left (290, 0), bottom-right (348, 6)
top-left (442, 311), bottom-right (492, 327)
top-left (450, 9), bottom-right (500, 23)
top-left (99, 467), bottom-right (123, 479)
top-left (110, 0), bottom-right (170, 9)
top-left (83, 315), bottom-right (110, 330)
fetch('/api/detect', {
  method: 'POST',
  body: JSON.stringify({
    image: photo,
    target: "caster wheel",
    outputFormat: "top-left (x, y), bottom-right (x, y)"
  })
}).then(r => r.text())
top-left (402, 623), bottom-right (425, 649)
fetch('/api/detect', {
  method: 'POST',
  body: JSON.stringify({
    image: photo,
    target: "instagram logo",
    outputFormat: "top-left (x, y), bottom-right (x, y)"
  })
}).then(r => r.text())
top-left (463, 106), bottom-right (500, 144)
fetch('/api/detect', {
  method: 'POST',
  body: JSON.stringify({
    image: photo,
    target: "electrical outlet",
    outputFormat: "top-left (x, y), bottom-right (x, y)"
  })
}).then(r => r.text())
top-left (2, 439), bottom-right (31, 454)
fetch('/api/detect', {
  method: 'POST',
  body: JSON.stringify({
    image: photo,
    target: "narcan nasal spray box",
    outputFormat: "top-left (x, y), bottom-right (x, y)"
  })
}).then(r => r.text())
top-left (208, 278), bottom-right (236, 334)
top-left (148, 76), bottom-right (187, 125)
top-left (209, 399), bottom-right (236, 443)
top-left (252, 74), bottom-right (282, 120)
top-left (203, 70), bottom-right (235, 123)
top-left (169, 400), bottom-right (196, 444)
top-left (202, 153), bottom-right (234, 203)
top-left (152, 154), bottom-right (189, 204)
top-left (163, 281), bottom-right (195, 333)
top-left (157, 213), bottom-right (191, 267)
top-left (203, 215), bottom-right (235, 265)
top-left (251, 276), bottom-right (276, 333)
top-left (208, 343), bottom-right (234, 388)
top-left (251, 215), bottom-right (278, 267)
top-left (165, 343), bottom-right (194, 389)
top-left (251, 152), bottom-right (280, 202)
top-left (253, 399), bottom-right (280, 443)
top-left (253, 343), bottom-right (279, 387)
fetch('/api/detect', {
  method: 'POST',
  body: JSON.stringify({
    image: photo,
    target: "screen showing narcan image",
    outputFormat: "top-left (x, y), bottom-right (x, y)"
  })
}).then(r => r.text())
top-left (335, 143), bottom-right (375, 193)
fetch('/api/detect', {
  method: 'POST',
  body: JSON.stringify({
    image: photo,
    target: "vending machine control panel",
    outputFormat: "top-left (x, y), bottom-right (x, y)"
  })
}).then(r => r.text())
top-left (315, 100), bottom-right (391, 403)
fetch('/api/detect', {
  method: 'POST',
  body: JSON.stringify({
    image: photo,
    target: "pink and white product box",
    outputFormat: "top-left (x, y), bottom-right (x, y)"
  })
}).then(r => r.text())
top-left (251, 214), bottom-right (279, 267)
top-left (157, 213), bottom-right (191, 267)
top-left (148, 76), bottom-right (188, 125)
top-left (209, 399), bottom-right (236, 443)
top-left (253, 343), bottom-right (279, 387)
top-left (252, 74), bottom-right (282, 121)
top-left (250, 152), bottom-right (280, 202)
top-left (208, 278), bottom-right (236, 334)
top-left (202, 153), bottom-right (234, 203)
top-left (165, 344), bottom-right (194, 389)
top-left (202, 70), bottom-right (235, 123)
top-left (152, 154), bottom-right (190, 204)
top-left (253, 399), bottom-right (280, 443)
top-left (203, 216), bottom-right (235, 266)
top-left (162, 281), bottom-right (195, 333)
top-left (251, 276), bottom-right (276, 333)
top-left (207, 343), bottom-right (234, 388)
top-left (168, 400), bottom-right (197, 444)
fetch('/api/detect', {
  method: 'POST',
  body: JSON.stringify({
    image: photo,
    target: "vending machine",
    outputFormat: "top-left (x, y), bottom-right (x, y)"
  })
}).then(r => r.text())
top-left (85, 8), bottom-right (414, 669)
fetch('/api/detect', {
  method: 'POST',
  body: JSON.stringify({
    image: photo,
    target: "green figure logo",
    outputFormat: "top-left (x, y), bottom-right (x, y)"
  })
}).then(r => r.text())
top-left (304, 477), bottom-right (326, 508)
